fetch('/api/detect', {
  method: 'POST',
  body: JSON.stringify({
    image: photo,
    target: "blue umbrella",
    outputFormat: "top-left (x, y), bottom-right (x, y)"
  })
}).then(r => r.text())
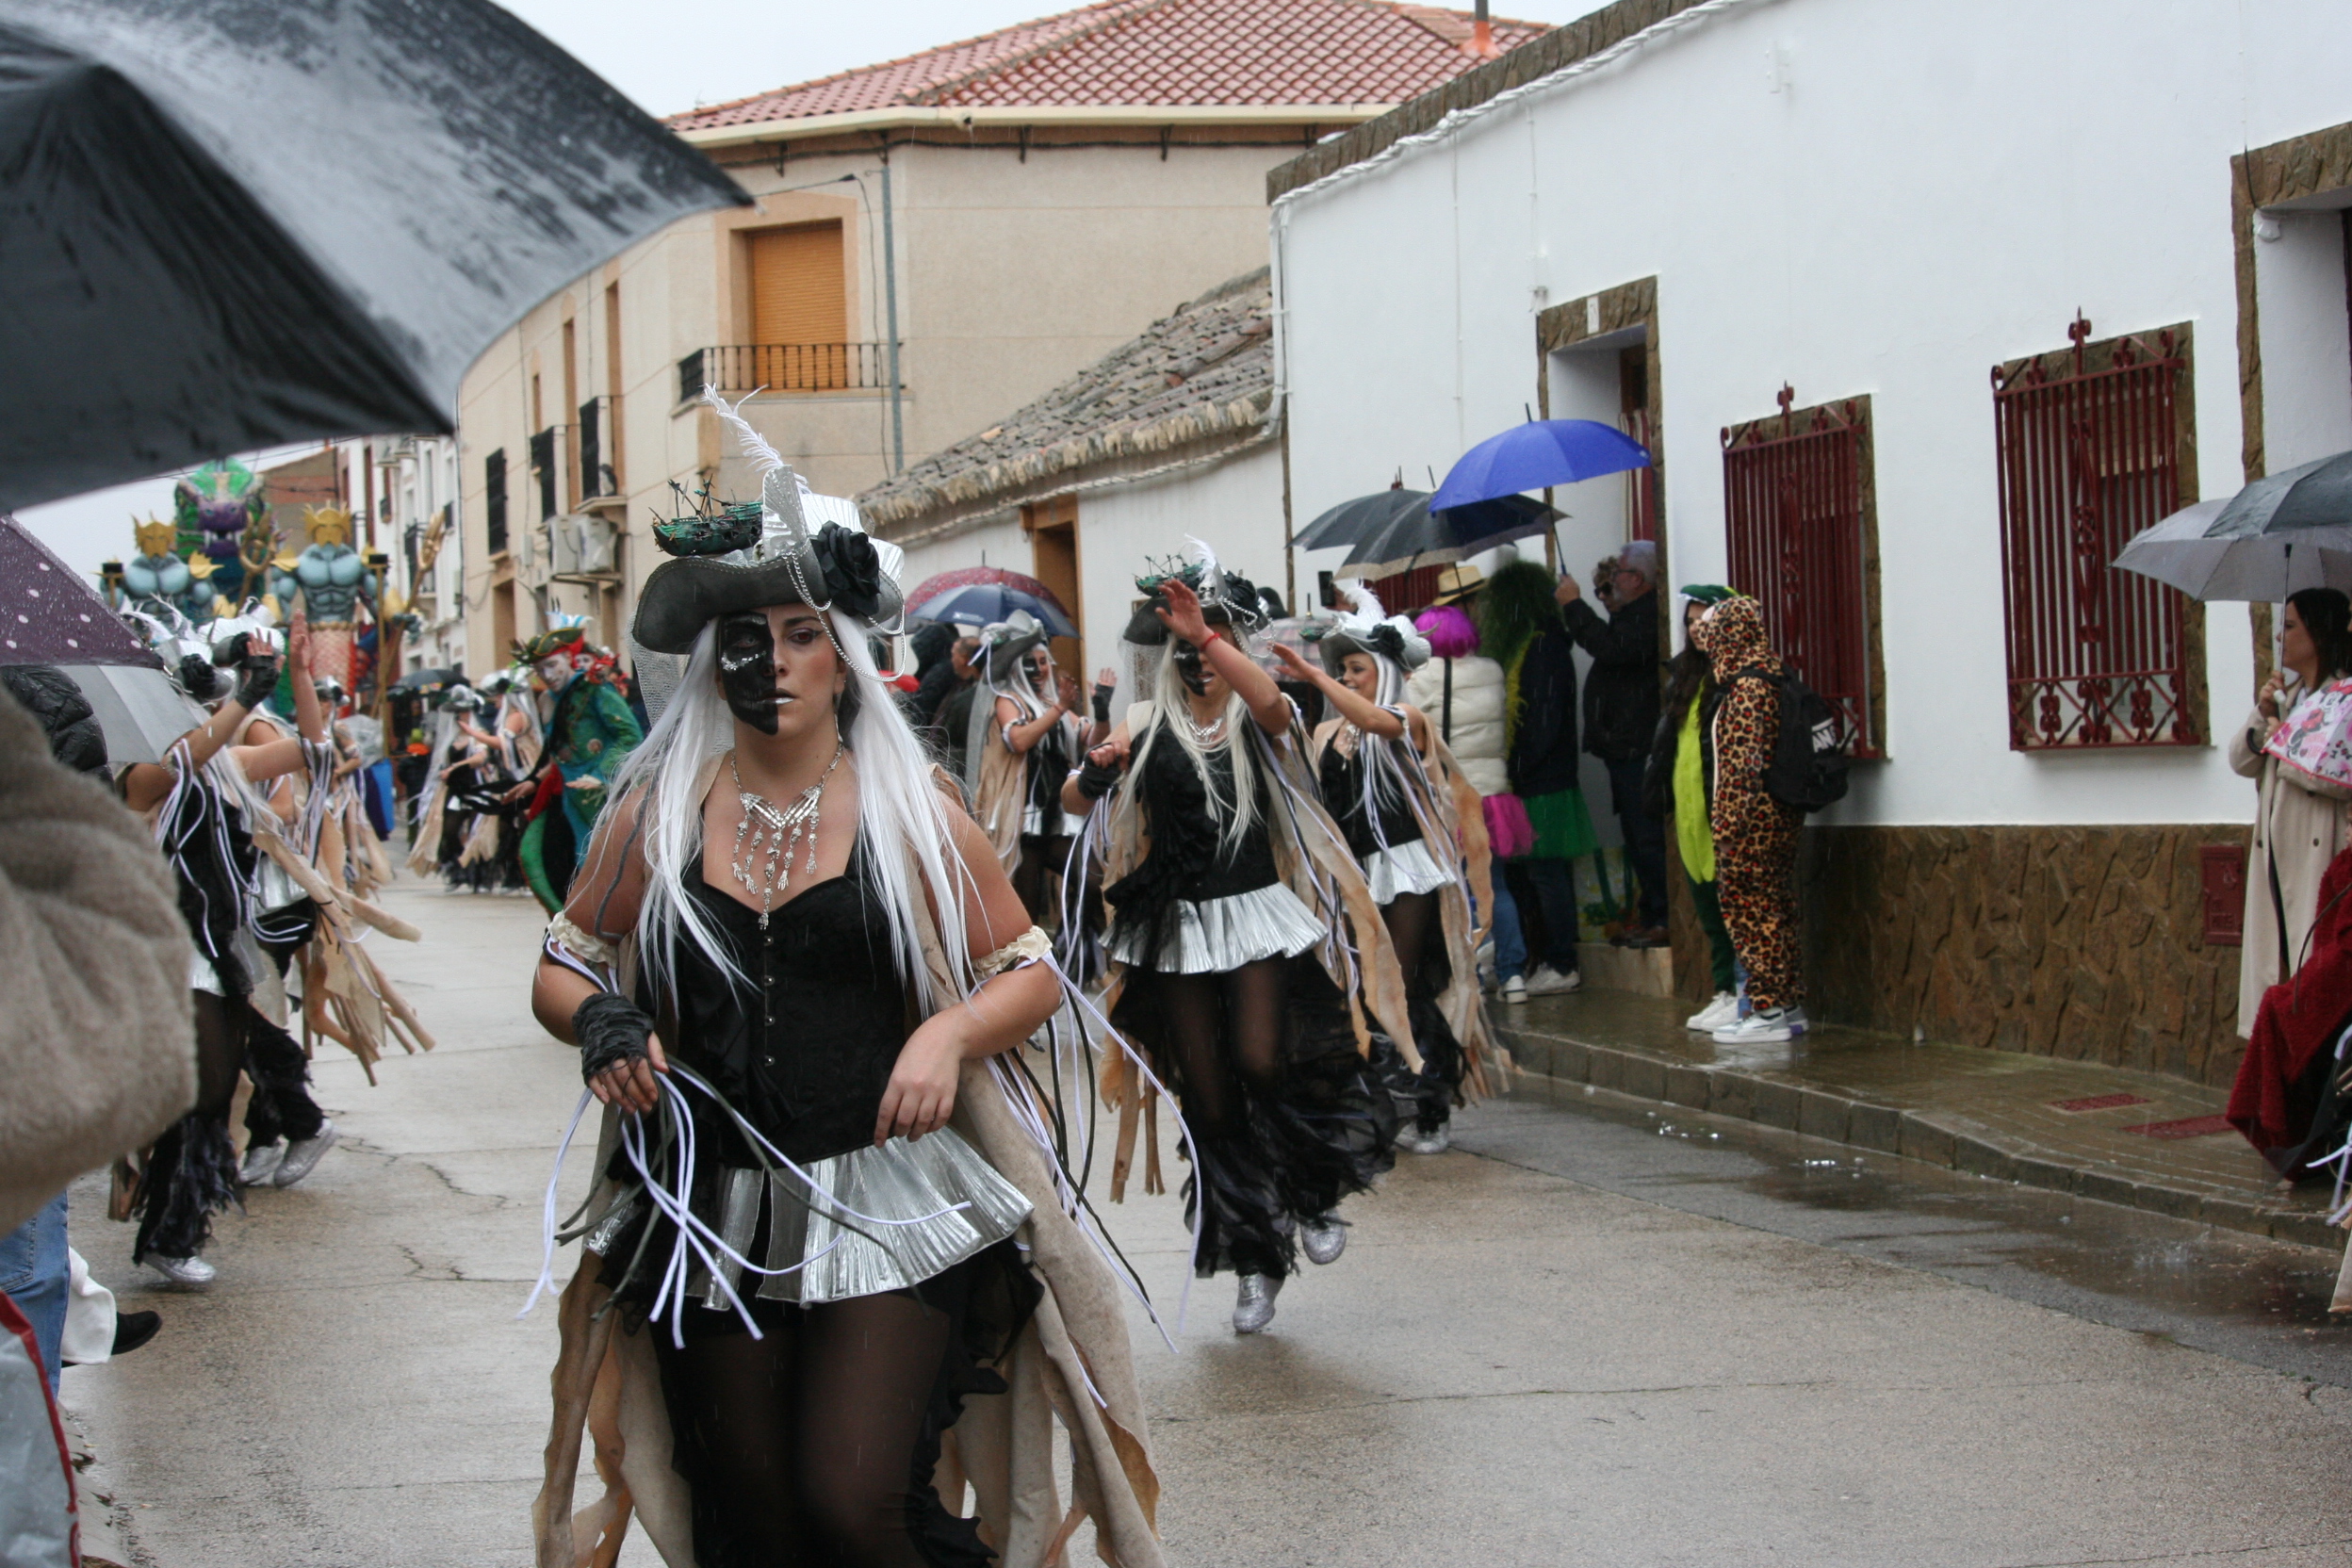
top-left (1430, 419), bottom-right (1652, 511)
top-left (908, 582), bottom-right (1079, 640)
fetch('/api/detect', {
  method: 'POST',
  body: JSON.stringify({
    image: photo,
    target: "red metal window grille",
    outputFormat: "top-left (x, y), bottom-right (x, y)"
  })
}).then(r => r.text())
top-left (1993, 318), bottom-right (2198, 750)
top-left (1722, 389), bottom-right (1880, 757)
top-left (1355, 563), bottom-right (1447, 616)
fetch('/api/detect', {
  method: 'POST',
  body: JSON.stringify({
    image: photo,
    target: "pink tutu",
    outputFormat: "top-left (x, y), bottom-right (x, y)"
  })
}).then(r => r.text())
top-left (1482, 793), bottom-right (1535, 859)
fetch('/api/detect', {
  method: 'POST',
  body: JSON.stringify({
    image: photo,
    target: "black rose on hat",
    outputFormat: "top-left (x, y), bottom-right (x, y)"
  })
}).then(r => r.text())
top-left (1364, 624), bottom-right (1406, 662)
top-left (812, 524), bottom-right (883, 619)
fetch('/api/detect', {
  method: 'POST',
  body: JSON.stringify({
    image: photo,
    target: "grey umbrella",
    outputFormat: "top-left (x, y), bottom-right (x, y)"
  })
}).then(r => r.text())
top-left (0, 0), bottom-right (747, 512)
top-left (2115, 453), bottom-right (2352, 600)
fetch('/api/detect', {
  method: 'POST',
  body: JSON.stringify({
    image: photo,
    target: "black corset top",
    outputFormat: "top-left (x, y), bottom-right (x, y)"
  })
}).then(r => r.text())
top-left (1316, 734), bottom-right (1424, 861)
top-left (650, 834), bottom-right (910, 1164)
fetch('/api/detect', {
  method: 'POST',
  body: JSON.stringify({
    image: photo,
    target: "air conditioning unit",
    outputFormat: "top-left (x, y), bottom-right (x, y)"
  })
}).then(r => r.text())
top-left (549, 512), bottom-right (617, 577)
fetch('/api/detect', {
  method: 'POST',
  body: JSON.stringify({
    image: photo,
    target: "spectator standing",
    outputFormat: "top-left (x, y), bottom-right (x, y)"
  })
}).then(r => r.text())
top-left (1559, 539), bottom-right (1668, 945)
top-left (1478, 561), bottom-right (1596, 995)
top-left (2230, 587), bottom-right (2352, 1036)
top-left (937, 632), bottom-right (985, 782)
top-left (1407, 595), bottom-right (1533, 1003)
top-left (1643, 588), bottom-right (1742, 1032)
top-left (1690, 596), bottom-right (1806, 1042)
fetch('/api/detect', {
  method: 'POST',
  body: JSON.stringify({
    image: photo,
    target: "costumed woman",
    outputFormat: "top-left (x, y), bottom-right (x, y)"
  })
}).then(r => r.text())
top-left (509, 624), bottom-right (643, 913)
top-left (118, 620), bottom-right (333, 1285)
top-left (528, 435), bottom-right (1168, 1568)
top-left (1274, 586), bottom-right (1502, 1157)
top-left (1644, 585), bottom-right (1746, 1035)
top-left (1066, 550), bottom-right (1409, 1335)
top-left (970, 611), bottom-right (1099, 925)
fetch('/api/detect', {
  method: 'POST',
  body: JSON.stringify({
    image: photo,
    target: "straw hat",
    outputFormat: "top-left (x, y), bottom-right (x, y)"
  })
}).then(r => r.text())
top-left (1429, 564), bottom-right (1485, 605)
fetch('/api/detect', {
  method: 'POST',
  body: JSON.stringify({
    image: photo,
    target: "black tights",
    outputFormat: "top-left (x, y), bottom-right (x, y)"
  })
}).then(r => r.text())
top-left (1380, 890), bottom-right (1437, 992)
top-left (653, 1287), bottom-right (961, 1568)
top-left (134, 989), bottom-right (246, 1262)
top-left (1154, 957), bottom-right (1287, 1141)
top-left (1010, 834), bottom-right (1070, 928)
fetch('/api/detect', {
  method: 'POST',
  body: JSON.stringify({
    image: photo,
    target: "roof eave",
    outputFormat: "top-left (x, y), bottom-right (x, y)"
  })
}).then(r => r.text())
top-left (674, 102), bottom-right (1397, 149)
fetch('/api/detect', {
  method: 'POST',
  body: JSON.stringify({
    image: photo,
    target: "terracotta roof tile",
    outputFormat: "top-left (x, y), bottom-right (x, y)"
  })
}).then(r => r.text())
top-left (670, 0), bottom-right (1545, 131)
top-left (859, 269), bottom-right (1274, 531)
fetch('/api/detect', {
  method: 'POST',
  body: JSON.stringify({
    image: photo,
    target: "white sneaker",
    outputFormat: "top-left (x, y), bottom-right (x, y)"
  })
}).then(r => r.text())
top-left (1684, 991), bottom-right (1740, 1032)
top-left (1501, 974), bottom-right (1528, 1005)
top-left (1301, 1214), bottom-right (1348, 1266)
top-left (1712, 1006), bottom-right (1805, 1045)
top-left (273, 1119), bottom-right (336, 1187)
top-left (147, 1253), bottom-right (217, 1290)
top-left (1523, 964), bottom-right (1581, 996)
top-left (1396, 1124), bottom-right (1451, 1155)
top-left (238, 1142), bottom-right (285, 1186)
top-left (1233, 1273), bottom-right (1283, 1333)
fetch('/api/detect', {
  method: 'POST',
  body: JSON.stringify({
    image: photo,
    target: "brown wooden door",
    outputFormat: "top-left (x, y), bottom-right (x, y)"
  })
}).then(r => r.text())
top-left (1024, 496), bottom-right (1082, 677)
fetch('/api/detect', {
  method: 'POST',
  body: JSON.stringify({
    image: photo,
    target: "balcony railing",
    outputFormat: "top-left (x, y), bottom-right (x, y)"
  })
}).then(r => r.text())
top-left (679, 343), bottom-right (893, 402)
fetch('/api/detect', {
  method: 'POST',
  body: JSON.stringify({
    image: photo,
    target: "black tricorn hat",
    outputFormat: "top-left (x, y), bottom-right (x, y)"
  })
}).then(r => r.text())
top-left (1122, 567), bottom-right (1267, 646)
top-left (633, 468), bottom-right (903, 655)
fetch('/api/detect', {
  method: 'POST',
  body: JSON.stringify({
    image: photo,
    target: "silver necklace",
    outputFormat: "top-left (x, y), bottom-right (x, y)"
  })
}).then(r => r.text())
top-left (1185, 707), bottom-right (1227, 744)
top-left (728, 745), bottom-right (845, 928)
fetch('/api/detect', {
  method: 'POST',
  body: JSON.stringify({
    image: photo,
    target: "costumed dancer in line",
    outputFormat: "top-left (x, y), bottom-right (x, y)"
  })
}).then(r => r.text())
top-left (1275, 586), bottom-right (1504, 1156)
top-left (116, 621), bottom-right (333, 1285)
top-left (509, 624), bottom-right (643, 914)
top-left (1065, 547), bottom-right (1411, 1335)
top-left (527, 404), bottom-right (1170, 1567)
top-left (224, 635), bottom-right (348, 1190)
top-left (969, 610), bottom-right (1102, 925)
top-left (428, 685), bottom-right (498, 890)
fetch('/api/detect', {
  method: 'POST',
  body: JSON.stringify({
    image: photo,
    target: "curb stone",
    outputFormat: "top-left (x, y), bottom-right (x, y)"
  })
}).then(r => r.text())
top-left (1499, 1024), bottom-right (2346, 1253)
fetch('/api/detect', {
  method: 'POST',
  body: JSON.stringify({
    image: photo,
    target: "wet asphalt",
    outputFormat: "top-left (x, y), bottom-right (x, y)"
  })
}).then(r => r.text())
top-left (1458, 1079), bottom-right (2352, 1389)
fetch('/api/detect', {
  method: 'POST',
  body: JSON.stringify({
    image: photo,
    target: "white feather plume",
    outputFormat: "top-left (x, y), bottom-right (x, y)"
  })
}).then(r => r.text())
top-left (700, 385), bottom-right (784, 480)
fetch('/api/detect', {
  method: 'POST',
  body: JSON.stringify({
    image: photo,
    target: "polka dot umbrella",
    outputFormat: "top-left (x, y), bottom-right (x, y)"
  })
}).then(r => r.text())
top-left (0, 515), bottom-right (201, 763)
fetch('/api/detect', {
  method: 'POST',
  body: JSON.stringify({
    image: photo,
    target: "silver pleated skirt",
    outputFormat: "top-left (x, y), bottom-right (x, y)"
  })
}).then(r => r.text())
top-left (677, 1127), bottom-right (1032, 1309)
top-left (1362, 837), bottom-right (1455, 904)
top-left (1104, 880), bottom-right (1325, 974)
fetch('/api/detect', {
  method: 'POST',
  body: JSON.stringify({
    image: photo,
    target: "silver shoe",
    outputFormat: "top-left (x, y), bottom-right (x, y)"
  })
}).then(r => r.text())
top-left (273, 1119), bottom-right (337, 1187)
top-left (238, 1141), bottom-right (285, 1186)
top-left (1232, 1273), bottom-right (1283, 1334)
top-left (1301, 1214), bottom-right (1348, 1266)
top-left (147, 1253), bottom-right (217, 1290)
top-left (1396, 1124), bottom-right (1452, 1155)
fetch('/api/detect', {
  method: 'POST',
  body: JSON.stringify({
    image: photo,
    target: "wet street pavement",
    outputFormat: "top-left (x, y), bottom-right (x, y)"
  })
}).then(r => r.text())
top-left (57, 882), bottom-right (2352, 1567)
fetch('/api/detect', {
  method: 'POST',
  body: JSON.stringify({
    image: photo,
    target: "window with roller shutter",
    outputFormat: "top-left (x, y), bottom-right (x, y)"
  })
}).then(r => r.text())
top-left (746, 222), bottom-right (849, 390)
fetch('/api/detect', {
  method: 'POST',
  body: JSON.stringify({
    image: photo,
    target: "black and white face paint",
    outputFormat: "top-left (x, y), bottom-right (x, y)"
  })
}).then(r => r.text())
top-left (1172, 641), bottom-right (1209, 696)
top-left (717, 612), bottom-right (780, 734)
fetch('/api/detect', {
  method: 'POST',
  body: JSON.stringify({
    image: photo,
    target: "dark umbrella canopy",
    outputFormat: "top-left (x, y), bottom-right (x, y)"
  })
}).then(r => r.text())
top-left (2205, 449), bottom-right (2352, 537)
top-left (1300, 488), bottom-right (1560, 578)
top-left (0, 516), bottom-right (161, 667)
top-left (0, 0), bottom-right (747, 512)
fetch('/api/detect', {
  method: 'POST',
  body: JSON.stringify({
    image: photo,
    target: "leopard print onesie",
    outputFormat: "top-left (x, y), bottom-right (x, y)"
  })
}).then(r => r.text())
top-left (1692, 597), bottom-right (1803, 1012)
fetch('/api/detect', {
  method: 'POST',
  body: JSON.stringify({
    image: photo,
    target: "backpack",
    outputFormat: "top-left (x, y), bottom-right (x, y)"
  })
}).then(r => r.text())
top-left (1733, 666), bottom-right (1849, 812)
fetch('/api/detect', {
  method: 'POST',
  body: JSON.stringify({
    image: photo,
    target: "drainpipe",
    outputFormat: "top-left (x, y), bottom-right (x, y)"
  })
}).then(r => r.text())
top-left (880, 148), bottom-right (905, 474)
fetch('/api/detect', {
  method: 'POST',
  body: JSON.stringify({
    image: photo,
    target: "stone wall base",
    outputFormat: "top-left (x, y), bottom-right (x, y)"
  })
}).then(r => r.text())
top-left (1734, 824), bottom-right (2248, 1087)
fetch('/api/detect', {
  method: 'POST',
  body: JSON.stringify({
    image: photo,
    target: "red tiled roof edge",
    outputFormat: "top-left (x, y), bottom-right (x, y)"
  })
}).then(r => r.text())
top-left (669, 0), bottom-right (1547, 133)
top-left (1267, 0), bottom-right (1711, 201)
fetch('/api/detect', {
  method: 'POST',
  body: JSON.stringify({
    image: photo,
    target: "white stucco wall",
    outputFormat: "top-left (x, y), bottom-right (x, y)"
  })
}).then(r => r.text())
top-left (1073, 443), bottom-right (1287, 680)
top-left (1273, 0), bottom-right (2352, 829)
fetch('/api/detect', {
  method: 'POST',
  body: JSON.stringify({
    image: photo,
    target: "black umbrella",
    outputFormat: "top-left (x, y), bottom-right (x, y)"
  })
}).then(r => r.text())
top-left (390, 666), bottom-right (465, 694)
top-left (1296, 487), bottom-right (1562, 576)
top-left (1295, 487), bottom-right (1430, 551)
top-left (0, 0), bottom-right (748, 512)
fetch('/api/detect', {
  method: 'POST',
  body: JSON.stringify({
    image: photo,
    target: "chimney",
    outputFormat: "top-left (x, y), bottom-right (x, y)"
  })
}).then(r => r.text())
top-left (1471, 0), bottom-right (1495, 58)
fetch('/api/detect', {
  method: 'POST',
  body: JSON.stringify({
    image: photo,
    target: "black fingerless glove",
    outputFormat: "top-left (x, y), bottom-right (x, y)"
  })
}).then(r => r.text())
top-left (574, 992), bottom-right (653, 1085)
top-left (1076, 754), bottom-right (1122, 800)
top-left (233, 657), bottom-right (279, 711)
top-left (1091, 682), bottom-right (1114, 724)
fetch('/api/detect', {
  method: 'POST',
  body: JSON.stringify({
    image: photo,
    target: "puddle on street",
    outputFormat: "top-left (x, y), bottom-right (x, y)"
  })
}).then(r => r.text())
top-left (1465, 1092), bottom-right (2352, 1385)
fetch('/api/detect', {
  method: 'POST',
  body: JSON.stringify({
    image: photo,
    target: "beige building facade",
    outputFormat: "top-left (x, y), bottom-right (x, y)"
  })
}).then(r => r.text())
top-left (449, 0), bottom-right (1542, 677)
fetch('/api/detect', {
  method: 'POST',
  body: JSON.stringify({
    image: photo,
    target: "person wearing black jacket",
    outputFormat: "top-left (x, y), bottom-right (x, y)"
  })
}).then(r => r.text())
top-left (1479, 561), bottom-right (1597, 994)
top-left (1559, 539), bottom-right (1668, 944)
